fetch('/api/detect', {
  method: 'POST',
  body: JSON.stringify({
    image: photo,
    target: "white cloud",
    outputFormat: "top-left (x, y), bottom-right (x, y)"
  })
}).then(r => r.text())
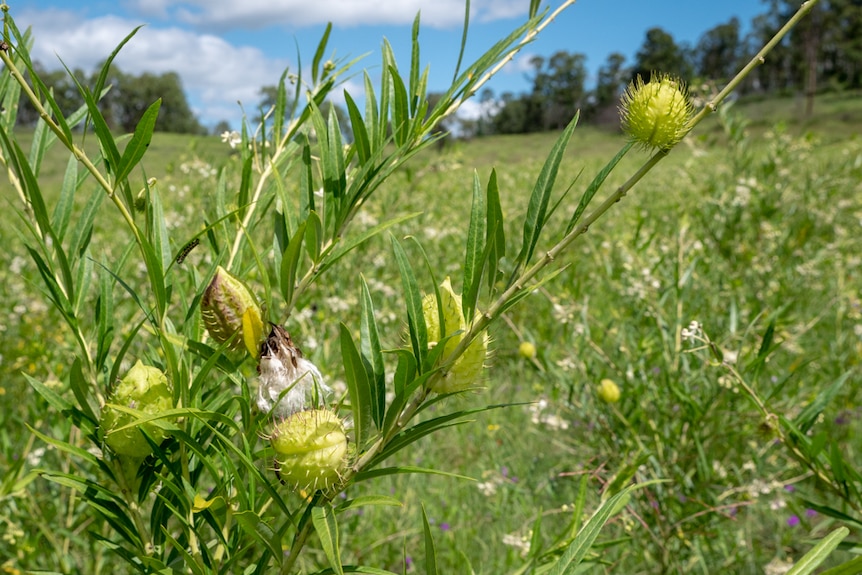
top-left (124, 0), bottom-right (525, 30)
top-left (16, 8), bottom-right (291, 127)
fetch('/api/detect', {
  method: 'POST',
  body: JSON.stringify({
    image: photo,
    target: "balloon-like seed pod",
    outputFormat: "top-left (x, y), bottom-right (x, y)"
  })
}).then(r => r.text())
top-left (270, 408), bottom-right (348, 492)
top-left (620, 73), bottom-right (693, 151)
top-left (597, 378), bottom-right (621, 404)
top-left (100, 360), bottom-right (173, 458)
top-left (201, 265), bottom-right (265, 356)
top-left (422, 278), bottom-right (489, 394)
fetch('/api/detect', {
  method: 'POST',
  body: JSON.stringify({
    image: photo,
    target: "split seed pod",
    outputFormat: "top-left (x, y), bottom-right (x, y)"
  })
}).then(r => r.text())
top-left (257, 324), bottom-right (332, 418)
top-left (201, 265), bottom-right (265, 356)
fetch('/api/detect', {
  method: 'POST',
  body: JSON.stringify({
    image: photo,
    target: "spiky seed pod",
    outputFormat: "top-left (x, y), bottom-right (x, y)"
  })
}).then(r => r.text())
top-left (100, 360), bottom-right (173, 458)
top-left (201, 265), bottom-right (264, 356)
top-left (422, 278), bottom-right (489, 394)
top-left (257, 324), bottom-right (332, 418)
top-left (620, 73), bottom-right (693, 151)
top-left (597, 378), bottom-right (621, 404)
top-left (271, 409), bottom-right (348, 492)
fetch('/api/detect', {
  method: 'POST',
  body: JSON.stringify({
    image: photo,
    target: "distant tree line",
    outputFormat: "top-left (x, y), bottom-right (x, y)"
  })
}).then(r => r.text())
top-left (17, 63), bottom-right (207, 135)
top-left (464, 0), bottom-right (862, 136)
top-left (15, 1), bottom-right (860, 136)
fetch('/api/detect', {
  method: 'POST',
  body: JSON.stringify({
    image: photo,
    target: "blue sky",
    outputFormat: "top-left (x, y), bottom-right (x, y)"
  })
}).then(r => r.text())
top-left (11, 0), bottom-right (770, 130)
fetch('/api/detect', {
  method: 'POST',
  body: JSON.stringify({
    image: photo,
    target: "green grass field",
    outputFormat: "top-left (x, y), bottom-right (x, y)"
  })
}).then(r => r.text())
top-left (1, 92), bottom-right (861, 573)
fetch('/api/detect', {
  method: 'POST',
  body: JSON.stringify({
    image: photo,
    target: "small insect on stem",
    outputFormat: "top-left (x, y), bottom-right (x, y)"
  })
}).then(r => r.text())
top-left (175, 238), bottom-right (200, 264)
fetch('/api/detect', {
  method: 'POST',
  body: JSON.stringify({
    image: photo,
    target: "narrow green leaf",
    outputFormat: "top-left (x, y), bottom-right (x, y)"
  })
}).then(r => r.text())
top-left (148, 178), bottom-right (172, 274)
top-left (273, 68), bottom-right (288, 141)
top-left (515, 112), bottom-right (579, 275)
top-left (786, 527), bottom-right (849, 575)
top-left (549, 483), bottom-right (648, 575)
top-left (336, 496), bottom-right (403, 513)
top-left (389, 64), bottom-right (410, 146)
top-left (374, 403), bottom-right (512, 466)
top-left (24, 373), bottom-right (72, 412)
top-left (462, 171), bottom-right (486, 323)
top-left (68, 358), bottom-right (98, 422)
top-left (377, 60), bottom-right (391, 151)
top-left (312, 504), bottom-right (344, 575)
top-left (381, 350), bottom-right (418, 435)
top-left (354, 465), bottom-right (474, 484)
top-left (327, 101), bottom-right (347, 199)
top-left (280, 220), bottom-right (306, 308)
top-left (409, 14), bottom-right (421, 114)
top-left (819, 555), bottom-right (862, 575)
top-left (304, 210), bottom-right (323, 263)
top-left (757, 321), bottom-right (775, 358)
top-left (95, 265), bottom-right (115, 371)
top-left (344, 91), bottom-right (371, 164)
top-left (794, 371), bottom-right (851, 433)
top-left (391, 235), bottom-right (427, 368)
top-left (52, 154), bottom-right (78, 242)
top-left (422, 505), bottom-right (439, 575)
top-left (71, 187), bottom-right (105, 260)
top-left (798, 500), bottom-right (862, 529)
top-left (26, 425), bottom-right (99, 466)
top-left (452, 0), bottom-right (470, 82)
top-left (311, 23), bottom-right (332, 85)
top-left (91, 25), bottom-right (145, 110)
top-left (235, 511), bottom-right (284, 565)
top-left (359, 276), bottom-right (386, 428)
top-left (485, 169), bottom-right (505, 290)
top-left (529, 0), bottom-right (541, 18)
top-left (364, 72), bottom-right (381, 151)
top-left (237, 152), bottom-right (253, 221)
top-left (114, 98), bottom-right (160, 186)
top-left (299, 136), bottom-right (315, 218)
top-left (527, 509), bottom-right (544, 559)
top-left (565, 141), bottom-right (632, 234)
top-left (317, 212), bottom-right (420, 276)
top-left (339, 323), bottom-right (374, 451)
top-left (27, 105), bottom-right (51, 177)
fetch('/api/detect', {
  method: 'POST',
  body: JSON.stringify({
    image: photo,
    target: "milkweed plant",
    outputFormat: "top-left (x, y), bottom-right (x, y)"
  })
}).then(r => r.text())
top-left (0, 0), bottom-right (855, 572)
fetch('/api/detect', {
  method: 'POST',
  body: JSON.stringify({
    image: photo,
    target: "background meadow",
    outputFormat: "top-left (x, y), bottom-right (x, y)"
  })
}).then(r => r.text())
top-left (1, 89), bottom-right (861, 573)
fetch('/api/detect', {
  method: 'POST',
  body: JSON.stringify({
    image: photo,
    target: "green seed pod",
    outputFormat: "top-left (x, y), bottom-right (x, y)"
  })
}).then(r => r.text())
top-left (422, 278), bottom-right (489, 394)
top-left (518, 341), bottom-right (537, 360)
top-left (620, 73), bottom-right (693, 151)
top-left (201, 265), bottom-right (264, 356)
top-left (271, 409), bottom-right (348, 492)
top-left (597, 378), bottom-right (621, 404)
top-left (100, 360), bottom-right (173, 457)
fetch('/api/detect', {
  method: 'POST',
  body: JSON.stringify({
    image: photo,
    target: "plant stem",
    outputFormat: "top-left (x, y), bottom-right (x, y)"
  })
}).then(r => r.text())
top-left (0, 50), bottom-right (143, 248)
